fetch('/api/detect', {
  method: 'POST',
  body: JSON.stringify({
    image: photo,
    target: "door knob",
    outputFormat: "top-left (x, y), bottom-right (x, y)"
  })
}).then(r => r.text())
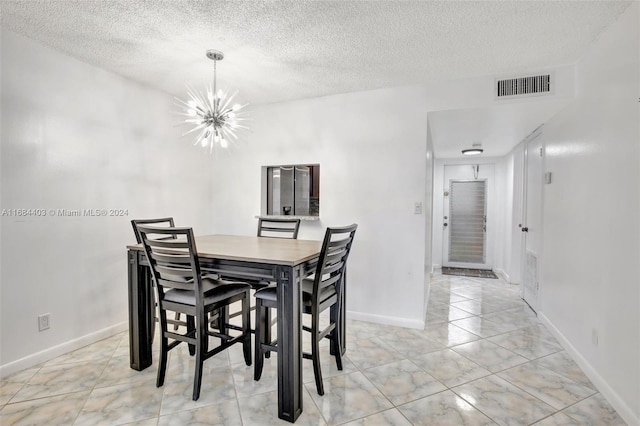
top-left (521, 227), bottom-right (529, 232)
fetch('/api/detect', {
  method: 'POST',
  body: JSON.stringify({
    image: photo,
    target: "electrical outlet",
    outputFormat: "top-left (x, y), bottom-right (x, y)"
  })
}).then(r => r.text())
top-left (38, 314), bottom-right (50, 331)
top-left (414, 202), bottom-right (423, 214)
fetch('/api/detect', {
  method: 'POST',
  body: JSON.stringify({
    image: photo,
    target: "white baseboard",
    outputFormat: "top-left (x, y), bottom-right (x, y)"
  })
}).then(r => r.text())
top-left (539, 313), bottom-right (639, 426)
top-left (347, 310), bottom-right (424, 330)
top-left (0, 322), bottom-right (128, 378)
top-left (494, 268), bottom-right (510, 283)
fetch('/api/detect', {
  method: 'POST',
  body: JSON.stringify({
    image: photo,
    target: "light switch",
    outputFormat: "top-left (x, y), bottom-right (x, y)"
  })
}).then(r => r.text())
top-left (544, 172), bottom-right (552, 184)
top-left (414, 202), bottom-right (423, 214)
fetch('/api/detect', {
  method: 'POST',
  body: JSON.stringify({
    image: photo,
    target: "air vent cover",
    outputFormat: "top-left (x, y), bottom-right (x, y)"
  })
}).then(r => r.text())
top-left (496, 74), bottom-right (551, 98)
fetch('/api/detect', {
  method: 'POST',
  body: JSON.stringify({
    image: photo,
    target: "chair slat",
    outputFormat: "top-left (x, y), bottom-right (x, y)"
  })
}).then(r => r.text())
top-left (257, 218), bottom-right (301, 239)
top-left (150, 252), bottom-right (192, 264)
top-left (131, 218), bottom-right (175, 243)
top-left (147, 239), bottom-right (190, 249)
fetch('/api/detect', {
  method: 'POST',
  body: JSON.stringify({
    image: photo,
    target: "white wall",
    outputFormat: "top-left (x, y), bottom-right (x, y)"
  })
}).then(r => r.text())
top-left (423, 121), bottom-right (435, 317)
top-left (494, 153), bottom-right (513, 280)
top-left (538, 4), bottom-right (639, 424)
top-left (207, 86), bottom-right (430, 328)
top-left (0, 30), bottom-right (214, 374)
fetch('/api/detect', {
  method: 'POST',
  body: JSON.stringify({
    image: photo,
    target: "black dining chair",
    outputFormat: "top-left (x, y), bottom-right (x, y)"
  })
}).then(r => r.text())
top-left (137, 224), bottom-right (252, 400)
top-left (253, 223), bottom-right (357, 395)
top-left (223, 217), bottom-right (302, 356)
top-left (131, 218), bottom-right (179, 340)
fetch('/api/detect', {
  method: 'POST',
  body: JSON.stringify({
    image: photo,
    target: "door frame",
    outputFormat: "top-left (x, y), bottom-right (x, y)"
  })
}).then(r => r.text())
top-left (442, 163), bottom-right (495, 270)
top-left (520, 127), bottom-right (545, 312)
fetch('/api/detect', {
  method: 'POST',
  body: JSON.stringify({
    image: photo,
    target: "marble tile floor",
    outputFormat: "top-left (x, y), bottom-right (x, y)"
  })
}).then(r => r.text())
top-left (0, 273), bottom-right (627, 425)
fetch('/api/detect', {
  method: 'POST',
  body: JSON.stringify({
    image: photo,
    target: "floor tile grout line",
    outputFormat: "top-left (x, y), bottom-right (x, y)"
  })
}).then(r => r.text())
top-left (444, 386), bottom-right (503, 425)
top-left (497, 368), bottom-right (599, 417)
top-left (72, 335), bottom-right (125, 425)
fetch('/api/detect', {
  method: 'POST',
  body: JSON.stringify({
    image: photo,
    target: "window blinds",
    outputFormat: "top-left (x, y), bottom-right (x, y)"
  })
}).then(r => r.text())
top-left (448, 180), bottom-right (486, 264)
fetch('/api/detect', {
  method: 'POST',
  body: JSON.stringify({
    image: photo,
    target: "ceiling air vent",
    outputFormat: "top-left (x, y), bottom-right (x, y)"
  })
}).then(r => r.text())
top-left (496, 74), bottom-right (551, 98)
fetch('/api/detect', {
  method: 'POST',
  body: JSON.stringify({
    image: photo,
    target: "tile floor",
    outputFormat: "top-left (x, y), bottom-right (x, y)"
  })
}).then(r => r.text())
top-left (0, 273), bottom-right (628, 425)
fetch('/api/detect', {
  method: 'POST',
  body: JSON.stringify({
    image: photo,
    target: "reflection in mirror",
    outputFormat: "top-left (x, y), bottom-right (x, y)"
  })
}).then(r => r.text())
top-left (267, 164), bottom-right (319, 216)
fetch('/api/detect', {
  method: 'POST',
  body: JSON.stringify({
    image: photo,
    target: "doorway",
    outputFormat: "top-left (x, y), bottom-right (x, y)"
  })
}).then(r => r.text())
top-left (443, 164), bottom-right (494, 270)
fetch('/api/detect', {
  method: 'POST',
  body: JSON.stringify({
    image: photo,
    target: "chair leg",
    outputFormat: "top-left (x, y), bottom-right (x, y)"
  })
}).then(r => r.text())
top-left (186, 315), bottom-right (196, 356)
top-left (156, 312), bottom-right (168, 388)
top-left (192, 322), bottom-right (205, 401)
top-left (218, 306), bottom-right (229, 335)
top-left (311, 312), bottom-right (324, 396)
top-left (254, 299), bottom-right (266, 381)
top-left (174, 312), bottom-right (181, 331)
top-left (242, 292), bottom-right (252, 366)
top-left (150, 287), bottom-right (157, 344)
top-left (264, 307), bottom-right (271, 359)
top-left (332, 326), bottom-right (343, 371)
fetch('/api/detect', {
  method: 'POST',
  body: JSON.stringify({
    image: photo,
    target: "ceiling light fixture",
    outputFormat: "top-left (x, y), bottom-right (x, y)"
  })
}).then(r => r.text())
top-left (462, 143), bottom-right (484, 156)
top-left (175, 49), bottom-right (248, 153)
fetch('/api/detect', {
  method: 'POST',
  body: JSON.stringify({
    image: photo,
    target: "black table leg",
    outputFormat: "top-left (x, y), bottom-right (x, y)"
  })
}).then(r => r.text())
top-left (276, 265), bottom-right (303, 423)
top-left (128, 250), bottom-right (153, 371)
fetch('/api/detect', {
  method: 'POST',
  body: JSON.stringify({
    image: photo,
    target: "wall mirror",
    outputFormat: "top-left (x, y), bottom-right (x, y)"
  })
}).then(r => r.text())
top-left (265, 164), bottom-right (320, 217)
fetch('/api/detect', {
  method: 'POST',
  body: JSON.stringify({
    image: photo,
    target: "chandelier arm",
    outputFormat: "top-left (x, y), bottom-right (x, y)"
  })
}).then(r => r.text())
top-left (174, 97), bottom-right (205, 115)
top-left (182, 122), bottom-right (209, 136)
top-left (185, 86), bottom-right (209, 112)
top-left (217, 91), bottom-right (235, 114)
top-left (221, 126), bottom-right (239, 140)
top-left (193, 126), bottom-right (211, 146)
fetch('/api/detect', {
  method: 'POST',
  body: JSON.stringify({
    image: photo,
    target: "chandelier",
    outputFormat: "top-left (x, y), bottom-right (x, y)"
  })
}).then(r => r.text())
top-left (175, 50), bottom-right (248, 153)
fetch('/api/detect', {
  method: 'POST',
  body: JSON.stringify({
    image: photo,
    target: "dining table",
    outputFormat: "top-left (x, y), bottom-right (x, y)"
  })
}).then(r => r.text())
top-left (127, 234), bottom-right (325, 423)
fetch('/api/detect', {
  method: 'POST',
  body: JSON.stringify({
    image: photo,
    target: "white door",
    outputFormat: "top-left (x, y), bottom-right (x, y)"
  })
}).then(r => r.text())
top-left (521, 129), bottom-right (544, 312)
top-left (443, 164), bottom-right (494, 269)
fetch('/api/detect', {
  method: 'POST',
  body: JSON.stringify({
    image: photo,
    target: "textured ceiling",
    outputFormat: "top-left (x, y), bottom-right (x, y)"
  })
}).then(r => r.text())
top-left (0, 1), bottom-right (632, 157)
top-left (1, 0), bottom-right (631, 105)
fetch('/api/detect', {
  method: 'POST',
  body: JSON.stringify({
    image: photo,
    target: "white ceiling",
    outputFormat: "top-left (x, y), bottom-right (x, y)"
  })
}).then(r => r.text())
top-left (428, 99), bottom-right (573, 158)
top-left (0, 0), bottom-right (631, 157)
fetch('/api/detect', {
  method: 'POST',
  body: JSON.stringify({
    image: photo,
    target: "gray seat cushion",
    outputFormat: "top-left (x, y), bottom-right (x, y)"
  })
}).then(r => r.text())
top-left (164, 278), bottom-right (250, 306)
top-left (254, 278), bottom-right (336, 306)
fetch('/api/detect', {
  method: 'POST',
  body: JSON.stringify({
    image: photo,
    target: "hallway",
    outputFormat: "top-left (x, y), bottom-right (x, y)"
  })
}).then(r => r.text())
top-left (0, 273), bottom-right (626, 425)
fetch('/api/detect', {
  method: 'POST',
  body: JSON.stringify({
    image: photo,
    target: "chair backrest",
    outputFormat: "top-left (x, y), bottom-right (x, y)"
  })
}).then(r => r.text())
top-left (131, 217), bottom-right (175, 243)
top-left (257, 218), bottom-right (301, 239)
top-left (136, 225), bottom-right (203, 302)
top-left (311, 224), bottom-right (358, 303)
